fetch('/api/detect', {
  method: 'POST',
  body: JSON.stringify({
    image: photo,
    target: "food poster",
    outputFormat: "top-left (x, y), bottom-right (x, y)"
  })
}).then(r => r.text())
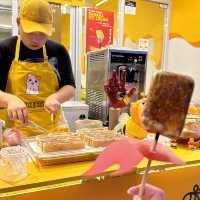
top-left (85, 8), bottom-right (114, 52)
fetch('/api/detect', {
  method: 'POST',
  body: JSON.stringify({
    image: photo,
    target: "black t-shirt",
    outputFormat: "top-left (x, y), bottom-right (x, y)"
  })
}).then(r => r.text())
top-left (0, 36), bottom-right (75, 91)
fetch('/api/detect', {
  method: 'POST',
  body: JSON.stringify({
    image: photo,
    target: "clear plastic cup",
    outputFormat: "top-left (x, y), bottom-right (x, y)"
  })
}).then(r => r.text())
top-left (0, 146), bottom-right (28, 182)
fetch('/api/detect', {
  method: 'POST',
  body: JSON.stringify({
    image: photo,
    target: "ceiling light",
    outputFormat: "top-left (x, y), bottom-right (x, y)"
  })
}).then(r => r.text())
top-left (96, 0), bottom-right (108, 7)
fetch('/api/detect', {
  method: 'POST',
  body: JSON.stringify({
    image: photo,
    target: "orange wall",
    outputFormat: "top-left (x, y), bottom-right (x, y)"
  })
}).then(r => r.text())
top-left (170, 0), bottom-right (200, 46)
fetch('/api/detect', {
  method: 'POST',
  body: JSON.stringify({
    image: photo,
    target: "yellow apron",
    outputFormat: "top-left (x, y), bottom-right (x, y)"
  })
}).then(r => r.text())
top-left (0, 36), bottom-right (67, 136)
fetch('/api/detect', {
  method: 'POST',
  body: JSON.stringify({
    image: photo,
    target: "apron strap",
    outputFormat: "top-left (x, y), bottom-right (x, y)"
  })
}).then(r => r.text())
top-left (43, 45), bottom-right (48, 62)
top-left (15, 35), bottom-right (48, 62)
top-left (14, 36), bottom-right (21, 61)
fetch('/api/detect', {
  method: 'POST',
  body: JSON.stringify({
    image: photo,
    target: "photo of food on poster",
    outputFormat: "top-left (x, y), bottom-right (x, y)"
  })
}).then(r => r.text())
top-left (86, 8), bottom-right (114, 52)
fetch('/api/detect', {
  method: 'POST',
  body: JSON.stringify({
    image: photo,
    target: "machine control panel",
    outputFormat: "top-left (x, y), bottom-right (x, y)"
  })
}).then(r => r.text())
top-left (111, 52), bottom-right (146, 64)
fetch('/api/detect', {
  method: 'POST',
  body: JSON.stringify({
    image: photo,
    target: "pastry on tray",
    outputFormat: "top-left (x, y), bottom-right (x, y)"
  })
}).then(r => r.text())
top-left (180, 121), bottom-right (200, 139)
top-left (76, 128), bottom-right (121, 147)
top-left (36, 133), bottom-right (84, 152)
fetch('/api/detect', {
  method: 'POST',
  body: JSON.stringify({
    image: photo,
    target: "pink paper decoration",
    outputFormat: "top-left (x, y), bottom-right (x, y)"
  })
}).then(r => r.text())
top-left (84, 137), bottom-right (184, 177)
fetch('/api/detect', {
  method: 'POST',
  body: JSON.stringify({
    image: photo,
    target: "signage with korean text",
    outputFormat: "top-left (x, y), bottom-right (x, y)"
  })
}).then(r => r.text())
top-left (86, 8), bottom-right (114, 52)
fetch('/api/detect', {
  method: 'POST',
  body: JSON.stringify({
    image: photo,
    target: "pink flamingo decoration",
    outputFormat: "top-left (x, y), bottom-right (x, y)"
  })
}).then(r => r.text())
top-left (83, 137), bottom-right (184, 177)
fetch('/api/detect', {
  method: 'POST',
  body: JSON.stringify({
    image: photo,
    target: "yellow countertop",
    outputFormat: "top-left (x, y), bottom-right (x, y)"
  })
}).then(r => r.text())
top-left (0, 147), bottom-right (200, 196)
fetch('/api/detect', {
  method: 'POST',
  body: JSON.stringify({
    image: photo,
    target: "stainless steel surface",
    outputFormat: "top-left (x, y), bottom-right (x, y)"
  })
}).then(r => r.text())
top-left (86, 49), bottom-right (109, 124)
top-left (86, 48), bottom-right (147, 125)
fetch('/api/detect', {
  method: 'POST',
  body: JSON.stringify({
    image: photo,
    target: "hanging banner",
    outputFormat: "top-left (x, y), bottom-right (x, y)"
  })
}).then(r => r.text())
top-left (86, 8), bottom-right (114, 52)
top-left (48, 0), bottom-right (85, 6)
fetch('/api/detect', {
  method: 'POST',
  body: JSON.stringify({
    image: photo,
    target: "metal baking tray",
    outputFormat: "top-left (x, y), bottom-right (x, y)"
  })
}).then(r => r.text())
top-left (23, 137), bottom-right (104, 166)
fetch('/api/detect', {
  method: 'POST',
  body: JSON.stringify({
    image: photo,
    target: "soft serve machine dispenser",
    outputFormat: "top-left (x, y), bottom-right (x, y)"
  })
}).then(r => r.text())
top-left (86, 48), bottom-right (147, 125)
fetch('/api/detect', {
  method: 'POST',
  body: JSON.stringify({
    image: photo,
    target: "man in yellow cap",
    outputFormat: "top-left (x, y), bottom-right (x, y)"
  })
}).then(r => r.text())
top-left (0, 0), bottom-right (75, 136)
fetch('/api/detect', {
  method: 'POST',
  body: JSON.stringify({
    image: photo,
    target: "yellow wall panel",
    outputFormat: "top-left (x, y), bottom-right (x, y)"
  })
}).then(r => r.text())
top-left (170, 0), bottom-right (200, 46)
top-left (98, 0), bottom-right (164, 69)
top-left (124, 1), bottom-right (164, 69)
top-left (60, 14), bottom-right (70, 49)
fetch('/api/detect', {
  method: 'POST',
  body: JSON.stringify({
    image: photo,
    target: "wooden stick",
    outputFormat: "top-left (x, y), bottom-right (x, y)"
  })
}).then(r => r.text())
top-left (133, 133), bottom-right (160, 200)
top-left (28, 120), bottom-right (48, 133)
top-left (51, 113), bottom-right (55, 124)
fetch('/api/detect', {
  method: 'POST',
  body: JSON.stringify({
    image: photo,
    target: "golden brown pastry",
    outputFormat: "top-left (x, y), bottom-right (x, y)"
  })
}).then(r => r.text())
top-left (142, 72), bottom-right (194, 138)
top-left (36, 133), bottom-right (84, 152)
top-left (76, 127), bottom-right (120, 147)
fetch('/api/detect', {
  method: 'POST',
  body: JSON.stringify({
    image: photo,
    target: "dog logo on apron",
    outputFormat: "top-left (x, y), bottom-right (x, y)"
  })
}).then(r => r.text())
top-left (26, 74), bottom-right (40, 95)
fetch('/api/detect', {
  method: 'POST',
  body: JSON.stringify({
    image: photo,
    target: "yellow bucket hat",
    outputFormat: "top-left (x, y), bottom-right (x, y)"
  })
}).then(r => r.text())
top-left (19, 0), bottom-right (53, 36)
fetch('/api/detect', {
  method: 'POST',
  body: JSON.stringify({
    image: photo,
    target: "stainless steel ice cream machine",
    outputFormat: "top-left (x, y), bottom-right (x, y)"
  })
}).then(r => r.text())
top-left (86, 48), bottom-right (147, 125)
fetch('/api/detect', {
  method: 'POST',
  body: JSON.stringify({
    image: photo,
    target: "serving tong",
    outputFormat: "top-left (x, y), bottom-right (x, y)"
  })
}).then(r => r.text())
top-left (28, 120), bottom-right (48, 133)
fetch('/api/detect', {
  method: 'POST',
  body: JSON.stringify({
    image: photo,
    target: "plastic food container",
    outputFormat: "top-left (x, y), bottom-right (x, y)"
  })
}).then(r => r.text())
top-left (75, 119), bottom-right (102, 130)
top-left (0, 146), bottom-right (28, 182)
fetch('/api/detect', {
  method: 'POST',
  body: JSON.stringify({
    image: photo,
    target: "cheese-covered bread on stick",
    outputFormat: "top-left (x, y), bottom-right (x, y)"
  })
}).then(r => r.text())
top-left (142, 72), bottom-right (194, 138)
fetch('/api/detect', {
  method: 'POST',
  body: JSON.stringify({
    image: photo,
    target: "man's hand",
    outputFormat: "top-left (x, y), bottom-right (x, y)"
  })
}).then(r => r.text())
top-left (127, 184), bottom-right (166, 200)
top-left (7, 95), bottom-right (28, 124)
top-left (104, 69), bottom-right (136, 108)
top-left (44, 94), bottom-right (61, 116)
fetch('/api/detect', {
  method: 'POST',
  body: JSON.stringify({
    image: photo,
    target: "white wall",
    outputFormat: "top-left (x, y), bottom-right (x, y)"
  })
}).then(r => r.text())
top-left (167, 38), bottom-right (200, 104)
top-left (0, 0), bottom-right (12, 6)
